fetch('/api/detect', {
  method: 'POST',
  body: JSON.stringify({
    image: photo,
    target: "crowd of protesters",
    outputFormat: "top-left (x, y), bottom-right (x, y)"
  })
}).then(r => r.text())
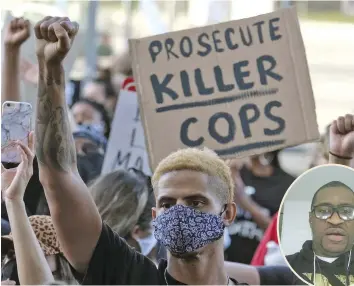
top-left (1, 15), bottom-right (353, 286)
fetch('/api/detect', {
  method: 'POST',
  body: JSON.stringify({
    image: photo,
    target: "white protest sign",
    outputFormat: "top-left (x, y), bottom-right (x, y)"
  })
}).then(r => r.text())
top-left (101, 77), bottom-right (151, 175)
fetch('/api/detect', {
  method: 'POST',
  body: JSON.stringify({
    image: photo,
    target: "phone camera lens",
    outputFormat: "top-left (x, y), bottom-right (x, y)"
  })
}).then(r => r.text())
top-left (6, 103), bottom-right (11, 107)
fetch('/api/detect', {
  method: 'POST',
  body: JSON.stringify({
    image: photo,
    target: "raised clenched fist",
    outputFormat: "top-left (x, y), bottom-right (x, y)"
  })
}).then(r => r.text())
top-left (329, 114), bottom-right (354, 159)
top-left (4, 17), bottom-right (31, 47)
top-left (34, 16), bottom-right (79, 65)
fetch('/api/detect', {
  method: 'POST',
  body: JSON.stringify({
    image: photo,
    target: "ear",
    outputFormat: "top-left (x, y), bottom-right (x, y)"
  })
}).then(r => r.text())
top-left (152, 207), bottom-right (157, 220)
top-left (223, 203), bottom-right (237, 226)
top-left (130, 225), bottom-right (140, 240)
top-left (308, 212), bottom-right (313, 227)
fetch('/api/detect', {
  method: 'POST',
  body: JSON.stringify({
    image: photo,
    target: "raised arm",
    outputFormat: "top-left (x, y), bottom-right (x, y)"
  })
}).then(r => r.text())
top-left (1, 18), bottom-right (30, 103)
top-left (2, 133), bottom-right (54, 285)
top-left (34, 17), bottom-right (102, 273)
top-left (329, 114), bottom-right (354, 167)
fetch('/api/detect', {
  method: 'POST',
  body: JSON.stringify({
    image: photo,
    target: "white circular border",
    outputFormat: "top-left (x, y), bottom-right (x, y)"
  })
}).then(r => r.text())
top-left (277, 164), bottom-right (354, 286)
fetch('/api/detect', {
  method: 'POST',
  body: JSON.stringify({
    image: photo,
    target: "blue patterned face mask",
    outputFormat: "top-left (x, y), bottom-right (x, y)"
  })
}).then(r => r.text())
top-left (153, 204), bottom-right (226, 254)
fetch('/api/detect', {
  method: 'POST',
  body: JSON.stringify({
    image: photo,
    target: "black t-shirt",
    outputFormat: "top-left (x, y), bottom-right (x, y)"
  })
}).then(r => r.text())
top-left (225, 166), bottom-right (295, 264)
top-left (257, 266), bottom-right (306, 285)
top-left (72, 223), bottom-right (247, 285)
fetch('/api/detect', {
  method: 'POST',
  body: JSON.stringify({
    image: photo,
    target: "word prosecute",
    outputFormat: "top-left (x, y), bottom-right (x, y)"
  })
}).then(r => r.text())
top-left (180, 100), bottom-right (286, 152)
top-left (149, 17), bottom-right (282, 63)
top-left (151, 55), bottom-right (283, 107)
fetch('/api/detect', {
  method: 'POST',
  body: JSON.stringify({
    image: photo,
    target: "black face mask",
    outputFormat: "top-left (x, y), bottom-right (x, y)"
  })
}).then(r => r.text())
top-left (77, 152), bottom-right (104, 184)
top-left (1, 259), bottom-right (19, 285)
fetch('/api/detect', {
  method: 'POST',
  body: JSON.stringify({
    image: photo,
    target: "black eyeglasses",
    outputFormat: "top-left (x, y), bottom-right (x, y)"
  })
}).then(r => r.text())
top-left (312, 204), bottom-right (354, 221)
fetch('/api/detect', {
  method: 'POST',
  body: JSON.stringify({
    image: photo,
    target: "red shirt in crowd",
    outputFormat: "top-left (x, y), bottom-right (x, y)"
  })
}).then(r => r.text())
top-left (251, 212), bottom-right (279, 266)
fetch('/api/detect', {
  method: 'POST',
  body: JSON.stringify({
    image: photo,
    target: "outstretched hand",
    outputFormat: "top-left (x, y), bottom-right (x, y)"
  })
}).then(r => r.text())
top-left (1, 132), bottom-right (35, 201)
top-left (329, 114), bottom-right (354, 159)
top-left (34, 16), bottom-right (79, 65)
top-left (4, 17), bottom-right (31, 48)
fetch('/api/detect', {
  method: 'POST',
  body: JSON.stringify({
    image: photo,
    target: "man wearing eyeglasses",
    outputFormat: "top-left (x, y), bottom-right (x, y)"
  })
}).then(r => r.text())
top-left (286, 181), bottom-right (354, 286)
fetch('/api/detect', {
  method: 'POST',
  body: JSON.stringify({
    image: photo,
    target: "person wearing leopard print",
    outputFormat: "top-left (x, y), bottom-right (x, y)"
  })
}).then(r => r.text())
top-left (2, 215), bottom-right (77, 285)
top-left (1, 131), bottom-right (76, 285)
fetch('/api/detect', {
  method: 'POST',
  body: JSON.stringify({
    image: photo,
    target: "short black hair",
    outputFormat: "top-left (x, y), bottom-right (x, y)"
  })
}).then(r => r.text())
top-left (94, 78), bottom-right (117, 98)
top-left (128, 168), bottom-right (155, 231)
top-left (311, 181), bottom-right (354, 209)
top-left (74, 98), bottom-right (111, 138)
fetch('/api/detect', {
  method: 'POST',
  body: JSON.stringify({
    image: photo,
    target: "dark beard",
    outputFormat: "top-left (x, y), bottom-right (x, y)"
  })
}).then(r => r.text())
top-left (170, 251), bottom-right (199, 261)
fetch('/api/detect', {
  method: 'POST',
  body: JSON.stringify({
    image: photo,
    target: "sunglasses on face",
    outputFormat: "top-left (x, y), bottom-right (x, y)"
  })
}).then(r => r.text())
top-left (312, 204), bottom-right (354, 221)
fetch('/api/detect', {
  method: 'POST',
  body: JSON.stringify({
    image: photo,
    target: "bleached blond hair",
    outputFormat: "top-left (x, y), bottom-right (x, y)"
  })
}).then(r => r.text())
top-left (152, 148), bottom-right (234, 203)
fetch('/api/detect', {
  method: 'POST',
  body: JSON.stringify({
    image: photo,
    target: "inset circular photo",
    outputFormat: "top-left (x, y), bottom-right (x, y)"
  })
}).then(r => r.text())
top-left (278, 164), bottom-right (354, 286)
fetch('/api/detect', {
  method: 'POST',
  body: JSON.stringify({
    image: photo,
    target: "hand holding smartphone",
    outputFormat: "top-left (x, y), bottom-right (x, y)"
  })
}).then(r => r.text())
top-left (1, 101), bottom-right (32, 163)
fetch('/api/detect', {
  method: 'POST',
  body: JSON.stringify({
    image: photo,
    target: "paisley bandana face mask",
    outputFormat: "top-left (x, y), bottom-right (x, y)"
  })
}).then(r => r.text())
top-left (153, 204), bottom-right (226, 254)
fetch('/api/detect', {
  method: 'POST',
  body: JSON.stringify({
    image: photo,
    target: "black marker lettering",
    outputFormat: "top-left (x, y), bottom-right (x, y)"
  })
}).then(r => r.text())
top-left (134, 157), bottom-right (144, 171)
top-left (115, 150), bottom-right (131, 169)
top-left (239, 26), bottom-right (253, 46)
top-left (264, 100), bottom-right (285, 135)
top-left (239, 103), bottom-right (260, 138)
top-left (195, 68), bottom-right (214, 95)
top-left (165, 38), bottom-right (179, 60)
top-left (257, 55), bottom-right (283, 85)
top-left (225, 28), bottom-right (238, 50)
top-left (208, 112), bottom-right (235, 144)
top-left (151, 74), bottom-right (178, 104)
top-left (134, 107), bottom-right (140, 122)
top-left (180, 36), bottom-right (193, 57)
top-left (253, 21), bottom-right (265, 44)
top-left (148, 40), bottom-right (162, 63)
top-left (197, 33), bottom-right (212, 57)
top-left (269, 18), bottom-right (282, 41)
top-left (233, 60), bottom-right (254, 90)
top-left (212, 30), bottom-right (224, 52)
top-left (180, 117), bottom-right (204, 147)
top-left (214, 66), bottom-right (234, 92)
top-left (180, 70), bottom-right (192, 97)
top-left (130, 128), bottom-right (145, 150)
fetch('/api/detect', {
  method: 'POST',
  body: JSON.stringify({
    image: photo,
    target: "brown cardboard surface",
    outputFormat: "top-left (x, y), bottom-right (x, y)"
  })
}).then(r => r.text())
top-left (130, 7), bottom-right (319, 171)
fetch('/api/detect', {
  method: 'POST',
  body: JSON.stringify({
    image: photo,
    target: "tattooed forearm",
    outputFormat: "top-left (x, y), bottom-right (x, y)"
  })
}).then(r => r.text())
top-left (35, 64), bottom-right (76, 172)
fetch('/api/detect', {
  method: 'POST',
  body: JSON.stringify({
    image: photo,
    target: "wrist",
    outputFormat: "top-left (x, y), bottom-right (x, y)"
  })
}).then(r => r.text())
top-left (4, 197), bottom-right (25, 206)
top-left (329, 153), bottom-right (352, 166)
top-left (37, 59), bottom-right (63, 72)
top-left (329, 151), bottom-right (353, 160)
top-left (4, 44), bottom-right (20, 55)
top-left (37, 60), bottom-right (64, 83)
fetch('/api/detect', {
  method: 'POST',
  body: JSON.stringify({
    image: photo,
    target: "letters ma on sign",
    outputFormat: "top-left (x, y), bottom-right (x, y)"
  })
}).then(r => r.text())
top-left (130, 7), bottom-right (319, 170)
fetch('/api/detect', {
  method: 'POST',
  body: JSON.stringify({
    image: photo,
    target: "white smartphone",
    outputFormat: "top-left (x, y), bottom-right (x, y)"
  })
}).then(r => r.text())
top-left (1, 101), bottom-right (32, 163)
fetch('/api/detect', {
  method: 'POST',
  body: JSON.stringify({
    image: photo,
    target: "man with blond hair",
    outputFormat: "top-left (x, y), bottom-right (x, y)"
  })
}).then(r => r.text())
top-left (33, 15), bottom-right (354, 285)
top-left (33, 16), bottom-right (241, 284)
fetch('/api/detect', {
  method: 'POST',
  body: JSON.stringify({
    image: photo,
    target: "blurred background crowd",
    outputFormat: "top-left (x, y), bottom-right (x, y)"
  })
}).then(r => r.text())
top-left (2, 0), bottom-right (353, 177)
top-left (1, 0), bottom-right (353, 284)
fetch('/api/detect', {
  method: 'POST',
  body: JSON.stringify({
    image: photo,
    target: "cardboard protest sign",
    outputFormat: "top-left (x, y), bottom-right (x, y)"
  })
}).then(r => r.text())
top-left (101, 77), bottom-right (151, 175)
top-left (1, 12), bottom-right (83, 126)
top-left (130, 7), bottom-right (319, 170)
